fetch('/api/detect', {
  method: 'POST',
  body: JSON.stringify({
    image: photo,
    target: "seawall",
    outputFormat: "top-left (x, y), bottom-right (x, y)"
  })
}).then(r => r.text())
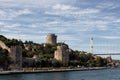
top-left (0, 67), bottom-right (113, 75)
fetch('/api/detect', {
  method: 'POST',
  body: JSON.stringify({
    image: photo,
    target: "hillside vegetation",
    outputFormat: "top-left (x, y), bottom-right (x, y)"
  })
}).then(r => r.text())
top-left (0, 35), bottom-right (112, 69)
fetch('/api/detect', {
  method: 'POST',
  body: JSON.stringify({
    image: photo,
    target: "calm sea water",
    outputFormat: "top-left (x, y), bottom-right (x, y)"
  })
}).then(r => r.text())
top-left (0, 68), bottom-right (120, 80)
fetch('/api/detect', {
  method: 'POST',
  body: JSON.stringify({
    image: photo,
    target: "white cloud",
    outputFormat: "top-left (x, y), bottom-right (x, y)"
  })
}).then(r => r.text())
top-left (0, 29), bottom-right (10, 32)
top-left (45, 3), bottom-right (101, 17)
top-left (0, 9), bottom-right (32, 20)
top-left (96, 25), bottom-right (108, 30)
top-left (5, 23), bottom-right (20, 28)
top-left (58, 35), bottom-right (79, 41)
top-left (1, 28), bottom-right (21, 34)
top-left (0, 0), bottom-right (74, 8)
top-left (2, 33), bottom-right (46, 43)
top-left (73, 8), bottom-right (100, 15)
top-left (46, 21), bottom-right (60, 25)
top-left (0, 22), bottom-right (21, 28)
top-left (97, 2), bottom-right (119, 9)
top-left (52, 4), bottom-right (77, 11)
top-left (45, 8), bottom-right (100, 16)
top-left (113, 19), bottom-right (120, 23)
top-left (97, 36), bottom-right (120, 40)
top-left (78, 20), bottom-right (109, 25)
top-left (0, 22), bottom-right (4, 25)
top-left (29, 18), bottom-right (110, 34)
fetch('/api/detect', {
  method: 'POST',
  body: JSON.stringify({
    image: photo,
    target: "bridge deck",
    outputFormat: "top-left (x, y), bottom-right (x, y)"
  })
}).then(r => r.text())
top-left (94, 53), bottom-right (120, 55)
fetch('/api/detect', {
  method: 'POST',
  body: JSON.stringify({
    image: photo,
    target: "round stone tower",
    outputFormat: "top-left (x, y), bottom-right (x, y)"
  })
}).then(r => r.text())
top-left (46, 34), bottom-right (57, 45)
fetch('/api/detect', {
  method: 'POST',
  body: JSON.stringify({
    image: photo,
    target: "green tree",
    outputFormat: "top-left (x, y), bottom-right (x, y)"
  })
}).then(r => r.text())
top-left (52, 59), bottom-right (62, 67)
top-left (0, 48), bottom-right (11, 70)
top-left (95, 56), bottom-right (105, 67)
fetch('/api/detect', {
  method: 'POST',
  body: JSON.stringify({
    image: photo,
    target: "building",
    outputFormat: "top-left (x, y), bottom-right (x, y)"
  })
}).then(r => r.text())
top-left (9, 46), bottom-right (22, 70)
top-left (54, 45), bottom-right (69, 66)
top-left (106, 56), bottom-right (112, 63)
top-left (105, 56), bottom-right (116, 67)
top-left (46, 34), bottom-right (57, 45)
top-left (23, 54), bottom-right (41, 67)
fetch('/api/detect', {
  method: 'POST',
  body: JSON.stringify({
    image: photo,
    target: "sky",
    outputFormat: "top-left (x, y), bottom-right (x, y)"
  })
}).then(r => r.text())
top-left (0, 0), bottom-right (120, 59)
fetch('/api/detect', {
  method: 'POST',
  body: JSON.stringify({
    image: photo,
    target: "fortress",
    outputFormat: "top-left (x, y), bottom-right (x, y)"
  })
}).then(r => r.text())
top-left (46, 33), bottom-right (70, 66)
top-left (0, 34), bottom-right (115, 69)
top-left (0, 33), bottom-right (70, 70)
top-left (0, 40), bottom-right (22, 70)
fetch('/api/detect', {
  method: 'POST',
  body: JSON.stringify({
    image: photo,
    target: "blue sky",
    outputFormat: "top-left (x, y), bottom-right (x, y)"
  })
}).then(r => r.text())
top-left (0, 0), bottom-right (120, 59)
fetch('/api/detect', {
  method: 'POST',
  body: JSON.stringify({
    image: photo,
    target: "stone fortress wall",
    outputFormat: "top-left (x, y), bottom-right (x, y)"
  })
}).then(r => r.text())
top-left (9, 46), bottom-right (22, 70)
top-left (54, 45), bottom-right (70, 66)
top-left (0, 40), bottom-right (22, 70)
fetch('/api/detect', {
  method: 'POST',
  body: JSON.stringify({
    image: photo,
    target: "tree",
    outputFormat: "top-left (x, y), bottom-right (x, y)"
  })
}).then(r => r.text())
top-left (95, 56), bottom-right (105, 67)
top-left (0, 48), bottom-right (10, 70)
top-left (52, 59), bottom-right (62, 67)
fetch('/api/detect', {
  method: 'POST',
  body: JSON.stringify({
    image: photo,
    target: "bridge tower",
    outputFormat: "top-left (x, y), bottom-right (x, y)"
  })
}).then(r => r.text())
top-left (90, 37), bottom-right (94, 53)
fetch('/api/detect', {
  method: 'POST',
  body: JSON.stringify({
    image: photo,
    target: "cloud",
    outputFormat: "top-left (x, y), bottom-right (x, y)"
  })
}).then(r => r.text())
top-left (0, 22), bottom-right (21, 28)
top-left (0, 9), bottom-right (32, 20)
top-left (113, 19), bottom-right (120, 23)
top-left (97, 2), bottom-right (119, 9)
top-left (1, 28), bottom-right (21, 34)
top-left (45, 7), bottom-right (100, 16)
top-left (58, 35), bottom-right (79, 41)
top-left (0, 29), bottom-right (10, 33)
top-left (2, 33), bottom-right (45, 43)
top-left (52, 4), bottom-right (77, 11)
top-left (96, 36), bottom-right (120, 40)
top-left (26, 18), bottom-right (110, 35)
top-left (74, 8), bottom-right (100, 14)
top-left (0, 0), bottom-right (74, 8)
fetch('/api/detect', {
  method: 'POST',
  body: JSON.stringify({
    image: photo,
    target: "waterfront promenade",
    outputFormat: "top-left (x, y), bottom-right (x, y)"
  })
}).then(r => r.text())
top-left (0, 67), bottom-right (113, 75)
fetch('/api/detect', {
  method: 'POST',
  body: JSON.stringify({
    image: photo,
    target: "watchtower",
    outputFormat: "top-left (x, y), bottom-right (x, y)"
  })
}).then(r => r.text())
top-left (54, 45), bottom-right (69, 66)
top-left (9, 46), bottom-right (22, 70)
top-left (46, 34), bottom-right (57, 45)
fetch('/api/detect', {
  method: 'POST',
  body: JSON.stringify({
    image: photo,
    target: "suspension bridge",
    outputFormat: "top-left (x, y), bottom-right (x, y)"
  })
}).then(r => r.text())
top-left (94, 53), bottom-right (120, 55)
top-left (89, 37), bottom-right (120, 60)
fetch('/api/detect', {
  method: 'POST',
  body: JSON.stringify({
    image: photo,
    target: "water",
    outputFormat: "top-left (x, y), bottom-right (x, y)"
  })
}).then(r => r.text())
top-left (0, 68), bottom-right (120, 80)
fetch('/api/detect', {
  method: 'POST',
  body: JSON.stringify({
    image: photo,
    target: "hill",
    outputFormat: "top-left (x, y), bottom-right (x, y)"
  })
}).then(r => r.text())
top-left (0, 35), bottom-right (114, 70)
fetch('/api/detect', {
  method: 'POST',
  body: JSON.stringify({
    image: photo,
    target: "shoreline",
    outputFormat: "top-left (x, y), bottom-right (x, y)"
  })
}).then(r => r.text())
top-left (0, 67), bottom-right (115, 75)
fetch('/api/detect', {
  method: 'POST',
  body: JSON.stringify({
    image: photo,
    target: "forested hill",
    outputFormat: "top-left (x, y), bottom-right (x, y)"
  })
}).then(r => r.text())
top-left (0, 35), bottom-right (113, 68)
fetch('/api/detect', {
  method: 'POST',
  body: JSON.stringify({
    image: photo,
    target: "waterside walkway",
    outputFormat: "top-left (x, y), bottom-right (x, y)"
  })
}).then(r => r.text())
top-left (0, 67), bottom-right (114, 75)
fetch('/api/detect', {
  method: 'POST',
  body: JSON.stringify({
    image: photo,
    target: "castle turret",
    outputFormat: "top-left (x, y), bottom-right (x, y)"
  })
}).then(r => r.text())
top-left (54, 45), bottom-right (69, 66)
top-left (9, 46), bottom-right (22, 70)
top-left (46, 34), bottom-right (57, 45)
